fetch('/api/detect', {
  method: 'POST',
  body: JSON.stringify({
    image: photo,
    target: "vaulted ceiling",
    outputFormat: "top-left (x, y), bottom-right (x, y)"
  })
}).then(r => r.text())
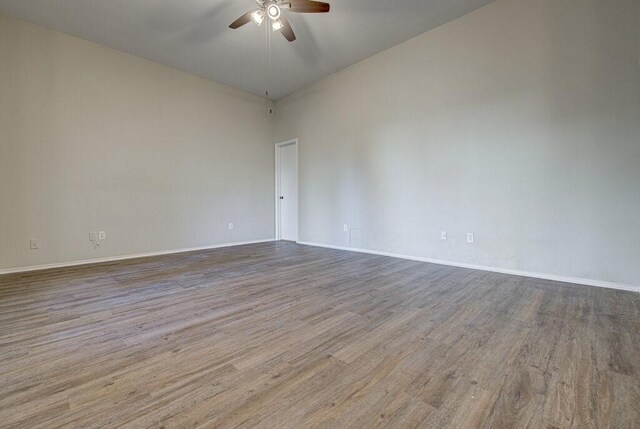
top-left (0, 0), bottom-right (494, 99)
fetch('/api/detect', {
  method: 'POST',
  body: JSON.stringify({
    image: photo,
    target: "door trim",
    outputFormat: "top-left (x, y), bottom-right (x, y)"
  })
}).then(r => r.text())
top-left (275, 139), bottom-right (299, 241)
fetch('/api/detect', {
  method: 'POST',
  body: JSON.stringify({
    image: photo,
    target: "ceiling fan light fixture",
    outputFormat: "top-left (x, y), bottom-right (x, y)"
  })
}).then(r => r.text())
top-left (267, 4), bottom-right (281, 20)
top-left (251, 9), bottom-right (265, 26)
top-left (272, 19), bottom-right (283, 31)
top-left (229, 1), bottom-right (330, 42)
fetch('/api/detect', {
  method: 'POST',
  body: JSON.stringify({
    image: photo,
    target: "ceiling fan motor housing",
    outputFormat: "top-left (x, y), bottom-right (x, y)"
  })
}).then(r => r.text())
top-left (266, 2), bottom-right (281, 20)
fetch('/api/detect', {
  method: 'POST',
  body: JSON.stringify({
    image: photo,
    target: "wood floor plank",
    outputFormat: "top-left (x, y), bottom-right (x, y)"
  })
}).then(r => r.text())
top-left (0, 242), bottom-right (638, 428)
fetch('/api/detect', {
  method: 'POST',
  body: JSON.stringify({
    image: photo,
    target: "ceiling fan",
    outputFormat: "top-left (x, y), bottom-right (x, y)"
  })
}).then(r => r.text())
top-left (229, 0), bottom-right (330, 42)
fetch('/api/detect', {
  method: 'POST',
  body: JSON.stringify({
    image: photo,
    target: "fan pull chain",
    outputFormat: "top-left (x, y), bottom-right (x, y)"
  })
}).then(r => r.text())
top-left (266, 17), bottom-right (274, 115)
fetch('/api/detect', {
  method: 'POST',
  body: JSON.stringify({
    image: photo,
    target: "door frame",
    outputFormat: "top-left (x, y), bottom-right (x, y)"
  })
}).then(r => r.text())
top-left (275, 138), bottom-right (299, 242)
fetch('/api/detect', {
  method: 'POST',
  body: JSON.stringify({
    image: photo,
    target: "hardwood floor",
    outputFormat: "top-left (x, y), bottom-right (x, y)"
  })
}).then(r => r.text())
top-left (0, 242), bottom-right (638, 428)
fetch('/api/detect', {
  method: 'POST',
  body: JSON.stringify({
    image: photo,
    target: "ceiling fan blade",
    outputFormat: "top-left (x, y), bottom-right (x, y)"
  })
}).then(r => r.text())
top-left (279, 16), bottom-right (296, 42)
top-left (287, 0), bottom-right (330, 13)
top-left (229, 10), bottom-right (256, 29)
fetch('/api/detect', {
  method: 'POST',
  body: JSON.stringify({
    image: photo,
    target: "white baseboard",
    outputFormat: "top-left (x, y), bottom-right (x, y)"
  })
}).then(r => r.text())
top-left (0, 239), bottom-right (276, 276)
top-left (297, 241), bottom-right (640, 293)
top-left (4, 239), bottom-right (637, 293)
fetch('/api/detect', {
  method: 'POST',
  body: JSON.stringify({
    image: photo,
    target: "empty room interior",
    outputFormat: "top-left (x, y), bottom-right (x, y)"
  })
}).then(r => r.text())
top-left (1, 0), bottom-right (639, 427)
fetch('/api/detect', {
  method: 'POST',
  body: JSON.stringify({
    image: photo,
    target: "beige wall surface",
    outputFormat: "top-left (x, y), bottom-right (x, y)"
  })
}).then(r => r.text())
top-left (0, 14), bottom-right (275, 270)
top-left (275, 0), bottom-right (640, 286)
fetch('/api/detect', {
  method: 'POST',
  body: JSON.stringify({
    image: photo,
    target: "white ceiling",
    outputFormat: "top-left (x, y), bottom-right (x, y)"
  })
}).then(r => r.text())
top-left (0, 0), bottom-right (494, 99)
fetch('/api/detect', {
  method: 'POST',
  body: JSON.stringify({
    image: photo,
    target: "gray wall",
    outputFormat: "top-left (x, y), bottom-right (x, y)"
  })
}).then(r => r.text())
top-left (274, 0), bottom-right (640, 286)
top-left (0, 14), bottom-right (275, 271)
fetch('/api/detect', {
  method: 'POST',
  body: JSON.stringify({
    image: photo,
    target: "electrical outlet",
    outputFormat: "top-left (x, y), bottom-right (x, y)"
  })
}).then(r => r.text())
top-left (440, 231), bottom-right (447, 240)
top-left (467, 233), bottom-right (474, 243)
top-left (99, 231), bottom-right (106, 240)
top-left (228, 223), bottom-right (234, 230)
top-left (343, 225), bottom-right (348, 232)
top-left (30, 239), bottom-right (39, 250)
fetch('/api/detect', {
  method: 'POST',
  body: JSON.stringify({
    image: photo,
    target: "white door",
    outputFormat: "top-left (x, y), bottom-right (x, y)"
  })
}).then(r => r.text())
top-left (278, 143), bottom-right (298, 241)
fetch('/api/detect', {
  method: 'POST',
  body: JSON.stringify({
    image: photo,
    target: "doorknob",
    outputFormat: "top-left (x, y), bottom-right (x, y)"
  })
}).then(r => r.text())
top-left (280, 196), bottom-right (284, 200)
